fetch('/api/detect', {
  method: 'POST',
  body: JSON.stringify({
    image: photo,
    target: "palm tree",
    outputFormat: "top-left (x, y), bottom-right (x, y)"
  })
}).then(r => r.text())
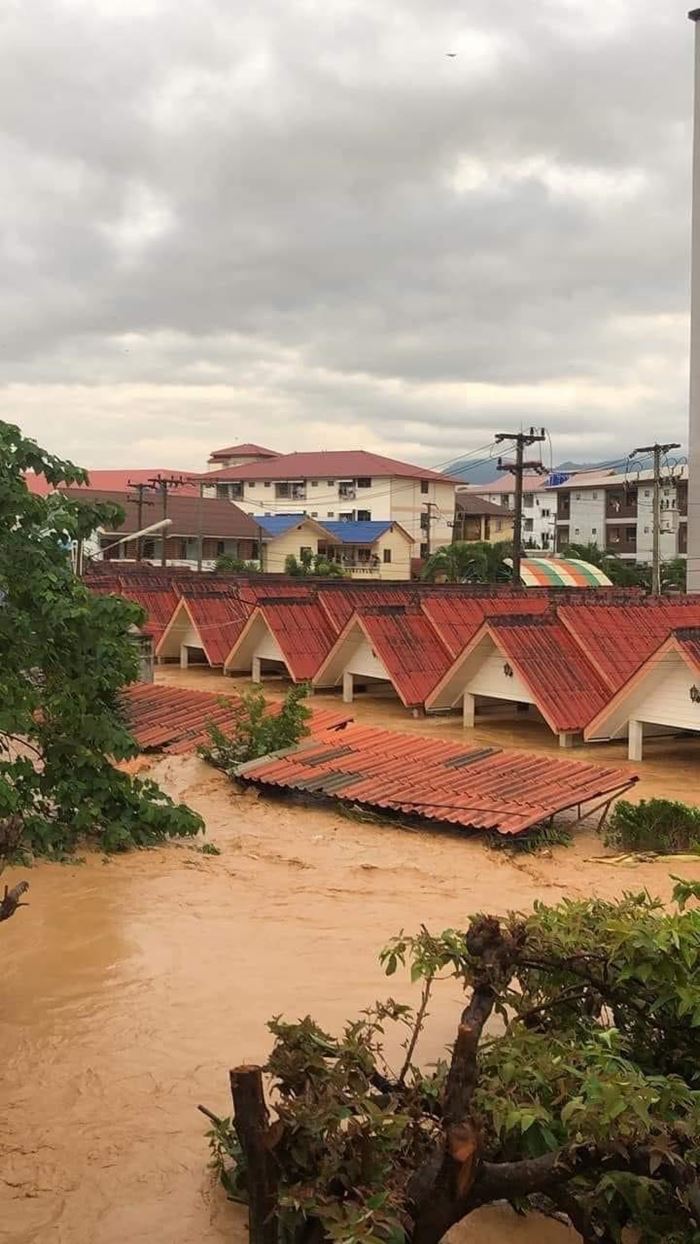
top-left (421, 541), bottom-right (512, 584)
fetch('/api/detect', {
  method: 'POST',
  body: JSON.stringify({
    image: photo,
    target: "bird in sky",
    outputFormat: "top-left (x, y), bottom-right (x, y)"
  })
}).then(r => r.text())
top-left (446, 52), bottom-right (457, 57)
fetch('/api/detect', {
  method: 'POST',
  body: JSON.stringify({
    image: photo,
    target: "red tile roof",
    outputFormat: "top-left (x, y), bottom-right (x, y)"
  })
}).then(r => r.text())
top-left (352, 606), bottom-right (452, 707)
top-left (26, 469), bottom-right (202, 496)
top-left (558, 600), bottom-right (700, 691)
top-left (674, 627), bottom-right (700, 671)
top-left (421, 592), bottom-right (551, 658)
top-left (208, 443), bottom-right (278, 461)
top-left (122, 684), bottom-right (351, 753)
top-left (584, 626), bottom-right (700, 741)
top-left (236, 723), bottom-right (636, 836)
top-left (230, 598), bottom-right (339, 681)
top-left (203, 449), bottom-right (460, 483)
top-left (173, 593), bottom-right (253, 666)
top-left (484, 616), bottom-right (610, 732)
top-left (317, 585), bottom-right (417, 632)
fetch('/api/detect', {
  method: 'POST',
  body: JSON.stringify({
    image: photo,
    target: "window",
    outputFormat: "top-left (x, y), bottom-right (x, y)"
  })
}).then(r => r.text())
top-left (383, 549), bottom-right (392, 563)
top-left (421, 481), bottom-right (429, 494)
top-left (643, 489), bottom-right (650, 498)
top-left (575, 493), bottom-right (581, 501)
top-left (327, 480), bottom-right (335, 486)
top-left (523, 493), bottom-right (533, 507)
top-left (142, 538), bottom-right (156, 559)
top-left (609, 527), bottom-right (620, 544)
top-left (574, 528), bottom-right (580, 535)
top-left (264, 481), bottom-right (271, 487)
top-left (311, 480), bottom-right (318, 487)
top-left (357, 509), bottom-right (371, 522)
top-left (420, 513), bottom-right (430, 531)
top-left (495, 520), bottom-right (503, 532)
top-left (327, 511), bottom-right (334, 517)
top-left (592, 492), bottom-right (598, 500)
top-left (216, 541), bottom-right (225, 556)
top-left (541, 508), bottom-right (550, 517)
top-left (420, 542), bottom-right (428, 558)
top-left (339, 511), bottom-right (354, 522)
top-left (524, 518), bottom-right (534, 532)
top-left (626, 526), bottom-right (636, 541)
top-left (356, 477), bottom-right (371, 488)
top-left (300, 546), bottom-right (312, 557)
top-left (592, 527), bottom-right (597, 535)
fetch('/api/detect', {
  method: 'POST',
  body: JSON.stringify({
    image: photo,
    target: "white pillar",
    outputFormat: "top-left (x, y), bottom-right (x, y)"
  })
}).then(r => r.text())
top-left (628, 718), bottom-right (644, 762)
top-left (558, 731), bottom-right (576, 749)
top-left (688, 12), bottom-right (700, 590)
top-left (342, 671), bottom-right (354, 703)
top-left (252, 655), bottom-right (262, 684)
top-left (462, 691), bottom-right (475, 728)
top-left (180, 645), bottom-right (189, 669)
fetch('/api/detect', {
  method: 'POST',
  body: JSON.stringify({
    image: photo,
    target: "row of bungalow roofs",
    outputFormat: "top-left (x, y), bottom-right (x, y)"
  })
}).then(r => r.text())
top-left (88, 567), bottom-right (700, 763)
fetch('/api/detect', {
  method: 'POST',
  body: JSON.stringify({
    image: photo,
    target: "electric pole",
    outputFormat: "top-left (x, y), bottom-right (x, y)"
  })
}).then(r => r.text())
top-left (495, 427), bottom-right (547, 581)
top-left (147, 475), bottom-right (187, 568)
top-left (631, 443), bottom-right (681, 595)
top-left (127, 482), bottom-right (154, 562)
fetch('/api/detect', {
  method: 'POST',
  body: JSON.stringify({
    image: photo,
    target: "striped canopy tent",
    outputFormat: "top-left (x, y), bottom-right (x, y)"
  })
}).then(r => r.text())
top-left (513, 557), bottom-right (612, 588)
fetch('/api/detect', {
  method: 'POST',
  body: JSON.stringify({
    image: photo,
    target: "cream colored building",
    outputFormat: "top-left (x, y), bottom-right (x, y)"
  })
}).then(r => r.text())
top-left (259, 514), bottom-right (414, 580)
top-left (202, 449), bottom-right (457, 554)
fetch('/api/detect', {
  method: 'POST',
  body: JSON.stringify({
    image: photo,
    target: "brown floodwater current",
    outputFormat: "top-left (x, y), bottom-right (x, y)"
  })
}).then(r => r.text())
top-left (2, 668), bottom-right (700, 1243)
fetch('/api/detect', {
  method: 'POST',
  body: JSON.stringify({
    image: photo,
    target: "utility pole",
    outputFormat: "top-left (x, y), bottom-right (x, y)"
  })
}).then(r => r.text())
top-left (147, 475), bottom-right (187, 568)
top-left (631, 443), bottom-right (681, 595)
top-left (127, 482), bottom-right (154, 562)
top-left (495, 427), bottom-right (547, 581)
top-left (422, 501), bottom-right (440, 559)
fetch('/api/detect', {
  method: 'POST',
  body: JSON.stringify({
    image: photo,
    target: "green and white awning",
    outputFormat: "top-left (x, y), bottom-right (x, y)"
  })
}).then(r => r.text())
top-left (515, 557), bottom-right (612, 588)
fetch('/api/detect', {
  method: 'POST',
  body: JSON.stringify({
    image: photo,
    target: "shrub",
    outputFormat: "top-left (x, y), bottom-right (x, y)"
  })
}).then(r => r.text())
top-left (200, 684), bottom-right (311, 771)
top-left (604, 798), bottom-right (700, 854)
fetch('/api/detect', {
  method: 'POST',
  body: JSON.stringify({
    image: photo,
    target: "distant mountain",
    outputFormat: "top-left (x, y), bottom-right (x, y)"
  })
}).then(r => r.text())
top-left (448, 452), bottom-right (687, 486)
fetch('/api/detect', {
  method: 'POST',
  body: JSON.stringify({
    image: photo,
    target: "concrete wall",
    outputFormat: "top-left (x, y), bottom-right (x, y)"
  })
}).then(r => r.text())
top-left (567, 489), bottom-right (606, 548)
top-left (263, 523), bottom-right (321, 573)
top-left (466, 650), bottom-right (534, 704)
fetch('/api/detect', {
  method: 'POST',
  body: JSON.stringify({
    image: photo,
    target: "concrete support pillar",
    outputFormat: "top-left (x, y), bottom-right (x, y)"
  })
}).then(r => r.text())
top-left (462, 691), bottom-right (476, 728)
top-left (628, 719), bottom-right (644, 762)
top-left (252, 655), bottom-right (262, 684)
top-left (558, 731), bottom-right (577, 749)
top-left (180, 645), bottom-right (189, 670)
top-left (342, 671), bottom-right (354, 704)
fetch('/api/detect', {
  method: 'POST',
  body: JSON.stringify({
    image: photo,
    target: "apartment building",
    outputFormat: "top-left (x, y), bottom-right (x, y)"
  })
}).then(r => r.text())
top-left (453, 494), bottom-right (515, 543)
top-left (552, 467), bottom-right (688, 562)
top-left (458, 474), bottom-right (557, 549)
top-left (202, 450), bottom-right (458, 553)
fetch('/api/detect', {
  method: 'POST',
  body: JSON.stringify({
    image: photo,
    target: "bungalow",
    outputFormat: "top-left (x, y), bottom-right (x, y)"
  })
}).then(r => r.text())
top-left (223, 597), bottom-right (338, 683)
top-left (257, 513), bottom-right (414, 579)
top-left (156, 590), bottom-right (252, 667)
top-left (313, 605), bottom-right (451, 709)
top-left (425, 615), bottom-right (609, 747)
top-left (584, 628), bottom-right (700, 760)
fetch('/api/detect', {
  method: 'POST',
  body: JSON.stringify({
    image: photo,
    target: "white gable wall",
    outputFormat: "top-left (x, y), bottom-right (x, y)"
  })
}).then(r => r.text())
top-left (588, 651), bottom-right (700, 740)
top-left (466, 650), bottom-right (535, 704)
top-left (344, 634), bottom-right (390, 680)
top-left (254, 629), bottom-right (285, 663)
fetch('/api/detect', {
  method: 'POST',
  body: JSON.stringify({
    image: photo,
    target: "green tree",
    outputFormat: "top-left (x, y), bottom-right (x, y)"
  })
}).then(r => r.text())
top-left (422, 540), bottom-right (512, 583)
top-left (201, 684), bottom-right (311, 770)
top-left (0, 421), bottom-right (203, 883)
top-left (560, 543), bottom-right (655, 590)
top-left (207, 884), bottom-right (700, 1244)
top-left (662, 557), bottom-right (687, 593)
top-left (215, 554), bottom-right (259, 573)
top-left (284, 552), bottom-right (345, 578)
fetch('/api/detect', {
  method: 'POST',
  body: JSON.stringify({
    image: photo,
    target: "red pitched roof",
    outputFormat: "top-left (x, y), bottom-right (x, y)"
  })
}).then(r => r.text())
top-left (61, 488), bottom-right (259, 539)
top-left (352, 606), bottom-right (452, 707)
top-left (236, 723), bottom-right (636, 836)
top-left (674, 627), bottom-right (700, 671)
top-left (181, 593), bottom-right (253, 666)
top-left (558, 601), bottom-right (700, 692)
top-left (317, 585), bottom-right (417, 632)
top-left (482, 616), bottom-right (609, 732)
top-left (584, 625), bottom-right (700, 741)
top-left (203, 449), bottom-right (460, 483)
top-left (208, 443), bottom-right (278, 461)
top-left (253, 599), bottom-right (339, 680)
top-left (421, 593), bottom-right (550, 658)
top-left (26, 470), bottom-right (201, 496)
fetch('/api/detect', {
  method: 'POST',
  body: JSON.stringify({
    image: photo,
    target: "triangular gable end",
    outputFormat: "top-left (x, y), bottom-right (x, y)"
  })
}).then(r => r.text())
top-left (313, 618), bottom-right (391, 689)
top-left (224, 611), bottom-right (285, 674)
top-left (155, 598), bottom-right (200, 661)
top-left (426, 628), bottom-right (533, 712)
top-left (585, 639), bottom-right (700, 741)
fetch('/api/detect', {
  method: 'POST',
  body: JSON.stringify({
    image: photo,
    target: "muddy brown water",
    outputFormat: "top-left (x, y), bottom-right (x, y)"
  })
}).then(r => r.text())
top-left (2, 668), bottom-right (700, 1243)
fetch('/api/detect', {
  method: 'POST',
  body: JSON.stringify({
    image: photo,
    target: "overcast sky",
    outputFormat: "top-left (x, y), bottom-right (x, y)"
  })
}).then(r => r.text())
top-left (1, 0), bottom-right (696, 476)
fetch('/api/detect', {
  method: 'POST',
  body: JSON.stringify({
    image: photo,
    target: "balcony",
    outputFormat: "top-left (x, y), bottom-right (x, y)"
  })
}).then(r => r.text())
top-left (556, 526), bottom-right (570, 552)
top-left (275, 482), bottom-right (306, 501)
top-left (338, 482), bottom-right (356, 500)
top-left (605, 490), bottom-right (637, 520)
top-left (606, 525), bottom-right (637, 556)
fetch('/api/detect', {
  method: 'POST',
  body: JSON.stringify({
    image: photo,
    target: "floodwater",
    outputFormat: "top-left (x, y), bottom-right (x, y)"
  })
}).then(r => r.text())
top-left (2, 668), bottom-right (700, 1244)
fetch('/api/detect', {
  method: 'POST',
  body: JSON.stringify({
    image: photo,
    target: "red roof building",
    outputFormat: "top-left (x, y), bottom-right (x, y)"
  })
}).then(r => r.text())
top-left (207, 443), bottom-right (278, 468)
top-left (313, 605), bottom-right (452, 708)
top-left (224, 598), bottom-right (338, 682)
top-left (202, 449), bottom-right (460, 484)
top-left (26, 469), bottom-right (202, 496)
top-left (421, 592), bottom-right (550, 658)
top-left (558, 600), bottom-right (700, 691)
top-left (156, 591), bottom-right (253, 666)
top-left (426, 614), bottom-right (610, 743)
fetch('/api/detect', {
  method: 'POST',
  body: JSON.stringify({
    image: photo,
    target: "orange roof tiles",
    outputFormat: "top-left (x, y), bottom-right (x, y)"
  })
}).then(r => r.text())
top-left (122, 684), bottom-right (351, 753)
top-left (236, 723), bottom-right (636, 836)
top-left (352, 606), bottom-right (452, 707)
top-left (421, 592), bottom-right (550, 658)
top-left (558, 600), bottom-right (700, 691)
top-left (227, 597), bottom-right (339, 681)
top-left (179, 593), bottom-right (253, 666)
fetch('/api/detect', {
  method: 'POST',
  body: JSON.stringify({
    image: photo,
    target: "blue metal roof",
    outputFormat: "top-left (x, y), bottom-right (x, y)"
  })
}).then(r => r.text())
top-left (320, 520), bottom-right (393, 544)
top-left (256, 513), bottom-right (307, 536)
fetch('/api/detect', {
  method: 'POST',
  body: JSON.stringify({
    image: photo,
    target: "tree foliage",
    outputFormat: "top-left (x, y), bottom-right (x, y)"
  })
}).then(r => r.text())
top-left (605, 799), bottom-right (700, 855)
top-left (0, 421), bottom-right (203, 868)
top-left (214, 554), bottom-right (260, 573)
top-left (207, 885), bottom-right (700, 1244)
top-left (200, 683), bottom-right (311, 771)
top-left (285, 551), bottom-right (346, 578)
top-left (421, 541), bottom-right (512, 584)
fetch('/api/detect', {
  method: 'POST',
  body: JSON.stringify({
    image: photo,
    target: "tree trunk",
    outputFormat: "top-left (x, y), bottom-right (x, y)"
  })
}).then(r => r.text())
top-left (230, 1065), bottom-right (278, 1244)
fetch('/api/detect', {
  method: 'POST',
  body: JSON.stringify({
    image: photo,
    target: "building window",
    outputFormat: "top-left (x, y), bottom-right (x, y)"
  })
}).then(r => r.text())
top-left (609, 527), bottom-right (620, 544)
top-left (592, 527), bottom-right (597, 535)
top-left (264, 481), bottom-right (271, 487)
top-left (142, 538), bottom-right (156, 559)
top-left (357, 509), bottom-right (371, 522)
top-left (592, 492), bottom-right (598, 500)
top-left (311, 480), bottom-right (318, 487)
top-left (356, 477), bottom-right (371, 488)
top-left (383, 549), bottom-right (391, 563)
top-left (327, 511), bottom-right (334, 517)
top-left (216, 541), bottom-right (225, 556)
top-left (339, 512), bottom-right (354, 522)
top-left (626, 526), bottom-right (636, 542)
top-left (311, 511), bottom-right (318, 517)
top-left (420, 542), bottom-right (428, 558)
top-left (421, 481), bottom-right (429, 494)
top-left (326, 480), bottom-right (334, 486)
top-left (523, 493), bottom-right (533, 507)
top-left (300, 546), bottom-right (312, 557)
top-left (420, 513), bottom-right (430, 531)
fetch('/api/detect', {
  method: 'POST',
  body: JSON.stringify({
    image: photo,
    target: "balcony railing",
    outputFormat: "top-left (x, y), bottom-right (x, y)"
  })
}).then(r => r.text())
top-left (338, 485), bottom-right (356, 500)
top-left (605, 492), bottom-right (637, 520)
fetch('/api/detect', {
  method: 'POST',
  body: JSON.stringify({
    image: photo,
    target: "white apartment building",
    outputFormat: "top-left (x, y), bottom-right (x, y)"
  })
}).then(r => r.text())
top-left (551, 467), bottom-right (688, 562)
top-left (202, 449), bottom-right (458, 555)
top-left (459, 474), bottom-right (557, 550)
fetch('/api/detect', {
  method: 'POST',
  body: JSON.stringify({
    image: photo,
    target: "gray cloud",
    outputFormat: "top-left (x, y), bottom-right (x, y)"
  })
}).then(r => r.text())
top-left (0, 0), bottom-right (694, 472)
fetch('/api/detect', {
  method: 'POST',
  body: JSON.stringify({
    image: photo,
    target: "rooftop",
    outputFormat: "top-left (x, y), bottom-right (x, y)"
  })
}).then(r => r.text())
top-left (208, 443), bottom-right (278, 461)
top-left (27, 469), bottom-right (202, 497)
top-left (203, 449), bottom-right (461, 484)
top-left (455, 494), bottom-right (511, 516)
top-left (62, 488), bottom-right (260, 540)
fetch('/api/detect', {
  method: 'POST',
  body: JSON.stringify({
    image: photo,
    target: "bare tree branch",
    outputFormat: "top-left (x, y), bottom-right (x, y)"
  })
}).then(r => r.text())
top-left (0, 880), bottom-right (29, 922)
